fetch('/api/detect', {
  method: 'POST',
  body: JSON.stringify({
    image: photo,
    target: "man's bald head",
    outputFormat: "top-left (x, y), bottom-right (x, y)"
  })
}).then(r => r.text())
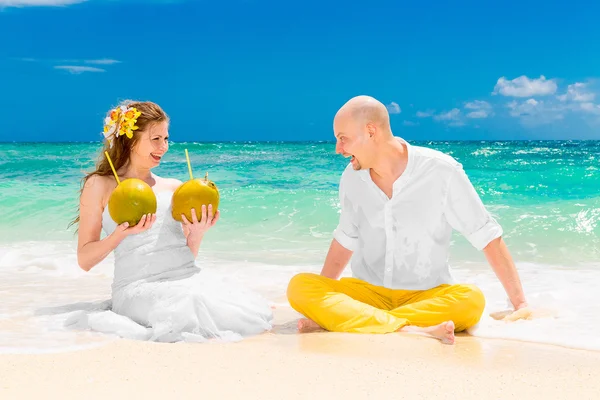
top-left (334, 95), bottom-right (392, 134)
top-left (333, 95), bottom-right (396, 170)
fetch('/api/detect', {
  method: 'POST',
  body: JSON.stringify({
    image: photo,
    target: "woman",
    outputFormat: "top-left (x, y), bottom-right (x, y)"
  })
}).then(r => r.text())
top-left (71, 100), bottom-right (273, 342)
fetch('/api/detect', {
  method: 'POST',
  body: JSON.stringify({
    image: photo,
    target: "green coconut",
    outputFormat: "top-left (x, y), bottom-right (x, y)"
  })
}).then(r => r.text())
top-left (171, 172), bottom-right (220, 222)
top-left (108, 178), bottom-right (157, 226)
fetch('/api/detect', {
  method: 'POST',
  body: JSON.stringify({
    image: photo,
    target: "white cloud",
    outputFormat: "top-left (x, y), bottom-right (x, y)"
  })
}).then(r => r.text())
top-left (507, 98), bottom-right (539, 117)
top-left (408, 75), bottom-right (599, 131)
top-left (465, 110), bottom-right (488, 119)
top-left (54, 65), bottom-right (105, 74)
top-left (579, 102), bottom-right (600, 115)
top-left (464, 100), bottom-right (493, 119)
top-left (0, 0), bottom-right (85, 6)
top-left (14, 57), bottom-right (120, 73)
top-left (553, 82), bottom-right (600, 116)
top-left (15, 57), bottom-right (120, 67)
top-left (57, 58), bottom-right (121, 65)
top-left (403, 120), bottom-right (418, 126)
top-left (434, 108), bottom-right (461, 121)
top-left (386, 102), bottom-right (401, 114)
top-left (506, 98), bottom-right (565, 125)
top-left (432, 108), bottom-right (465, 126)
top-left (505, 83), bottom-right (600, 126)
top-left (416, 110), bottom-right (434, 118)
top-left (84, 59), bottom-right (121, 65)
top-left (493, 75), bottom-right (558, 97)
top-left (464, 100), bottom-right (491, 109)
top-left (557, 82), bottom-right (595, 102)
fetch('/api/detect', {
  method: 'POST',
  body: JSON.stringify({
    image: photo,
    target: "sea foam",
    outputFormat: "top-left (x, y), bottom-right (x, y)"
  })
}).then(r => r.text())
top-left (1, 241), bottom-right (599, 353)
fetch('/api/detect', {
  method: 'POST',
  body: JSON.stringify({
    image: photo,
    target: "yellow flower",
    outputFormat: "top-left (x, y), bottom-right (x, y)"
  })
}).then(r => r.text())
top-left (124, 108), bottom-right (141, 121)
top-left (109, 109), bottom-right (121, 122)
top-left (102, 105), bottom-right (141, 143)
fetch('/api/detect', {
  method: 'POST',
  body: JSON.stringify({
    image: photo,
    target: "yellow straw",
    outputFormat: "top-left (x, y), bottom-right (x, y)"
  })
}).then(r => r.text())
top-left (104, 151), bottom-right (121, 185)
top-left (185, 148), bottom-right (194, 180)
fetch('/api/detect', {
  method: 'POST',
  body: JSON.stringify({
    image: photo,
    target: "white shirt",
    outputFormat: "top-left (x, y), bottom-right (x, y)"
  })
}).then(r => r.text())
top-left (333, 137), bottom-right (503, 290)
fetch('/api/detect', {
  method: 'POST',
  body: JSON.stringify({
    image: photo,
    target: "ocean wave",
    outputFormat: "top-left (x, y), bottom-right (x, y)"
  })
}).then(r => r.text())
top-left (1, 141), bottom-right (600, 352)
top-left (1, 242), bottom-right (599, 353)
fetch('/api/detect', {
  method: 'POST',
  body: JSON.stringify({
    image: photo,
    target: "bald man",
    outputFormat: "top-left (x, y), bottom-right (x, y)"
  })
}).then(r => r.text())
top-left (286, 95), bottom-right (530, 344)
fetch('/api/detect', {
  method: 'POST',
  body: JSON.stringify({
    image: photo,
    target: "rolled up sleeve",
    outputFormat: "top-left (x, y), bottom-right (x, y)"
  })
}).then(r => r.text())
top-left (332, 176), bottom-right (359, 251)
top-left (443, 162), bottom-right (503, 251)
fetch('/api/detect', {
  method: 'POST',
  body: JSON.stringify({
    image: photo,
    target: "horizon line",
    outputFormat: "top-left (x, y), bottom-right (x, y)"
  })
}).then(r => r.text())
top-left (1, 139), bottom-right (599, 145)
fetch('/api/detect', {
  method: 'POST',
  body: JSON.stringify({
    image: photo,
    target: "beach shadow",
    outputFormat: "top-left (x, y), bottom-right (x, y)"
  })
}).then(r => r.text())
top-left (268, 304), bottom-right (327, 336)
top-left (270, 318), bottom-right (327, 335)
top-left (269, 319), bottom-right (299, 335)
top-left (32, 299), bottom-right (152, 341)
top-left (34, 300), bottom-right (112, 317)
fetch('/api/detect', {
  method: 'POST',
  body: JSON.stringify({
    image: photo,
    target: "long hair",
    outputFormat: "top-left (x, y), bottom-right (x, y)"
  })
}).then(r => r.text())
top-left (68, 100), bottom-right (169, 229)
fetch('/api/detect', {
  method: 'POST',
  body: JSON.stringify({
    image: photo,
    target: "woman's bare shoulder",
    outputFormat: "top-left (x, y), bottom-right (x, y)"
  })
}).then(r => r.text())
top-left (82, 175), bottom-right (117, 208)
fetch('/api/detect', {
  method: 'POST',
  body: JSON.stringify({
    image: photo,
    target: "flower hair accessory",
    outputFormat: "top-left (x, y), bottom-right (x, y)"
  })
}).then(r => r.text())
top-left (103, 105), bottom-right (142, 148)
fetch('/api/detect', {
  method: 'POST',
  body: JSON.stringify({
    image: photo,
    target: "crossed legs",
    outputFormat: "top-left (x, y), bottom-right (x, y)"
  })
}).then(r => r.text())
top-left (286, 273), bottom-right (486, 344)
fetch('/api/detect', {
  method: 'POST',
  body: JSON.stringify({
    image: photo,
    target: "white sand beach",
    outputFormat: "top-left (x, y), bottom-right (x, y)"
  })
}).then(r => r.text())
top-left (1, 307), bottom-right (599, 400)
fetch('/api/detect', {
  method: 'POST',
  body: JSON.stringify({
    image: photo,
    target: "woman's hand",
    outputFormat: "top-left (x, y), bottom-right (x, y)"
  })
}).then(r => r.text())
top-left (112, 213), bottom-right (157, 239)
top-left (181, 205), bottom-right (220, 257)
top-left (181, 205), bottom-right (220, 236)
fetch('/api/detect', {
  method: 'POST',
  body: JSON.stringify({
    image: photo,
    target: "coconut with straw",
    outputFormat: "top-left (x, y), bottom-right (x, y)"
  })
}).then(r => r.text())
top-left (171, 148), bottom-right (220, 223)
top-left (105, 151), bottom-right (157, 226)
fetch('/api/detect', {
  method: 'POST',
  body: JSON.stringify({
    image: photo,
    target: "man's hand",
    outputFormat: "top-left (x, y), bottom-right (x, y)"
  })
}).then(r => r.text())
top-left (489, 303), bottom-right (530, 321)
top-left (501, 302), bottom-right (533, 322)
top-left (490, 302), bottom-right (555, 322)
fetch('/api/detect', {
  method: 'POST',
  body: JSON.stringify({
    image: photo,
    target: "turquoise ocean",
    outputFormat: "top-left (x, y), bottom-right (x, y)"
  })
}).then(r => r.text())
top-left (0, 140), bottom-right (599, 352)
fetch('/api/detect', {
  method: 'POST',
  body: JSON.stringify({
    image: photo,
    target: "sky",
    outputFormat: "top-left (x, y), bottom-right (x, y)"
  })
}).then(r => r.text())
top-left (1, 0), bottom-right (599, 142)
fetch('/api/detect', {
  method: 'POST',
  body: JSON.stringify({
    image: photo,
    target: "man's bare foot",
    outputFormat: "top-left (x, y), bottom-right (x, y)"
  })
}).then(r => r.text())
top-left (399, 321), bottom-right (455, 345)
top-left (297, 318), bottom-right (323, 333)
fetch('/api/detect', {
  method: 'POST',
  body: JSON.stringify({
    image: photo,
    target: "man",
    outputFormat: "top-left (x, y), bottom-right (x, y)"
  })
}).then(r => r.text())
top-left (286, 95), bottom-right (530, 345)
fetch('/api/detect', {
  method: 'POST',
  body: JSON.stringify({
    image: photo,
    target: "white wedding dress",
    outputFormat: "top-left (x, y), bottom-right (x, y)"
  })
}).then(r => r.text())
top-left (67, 190), bottom-right (273, 343)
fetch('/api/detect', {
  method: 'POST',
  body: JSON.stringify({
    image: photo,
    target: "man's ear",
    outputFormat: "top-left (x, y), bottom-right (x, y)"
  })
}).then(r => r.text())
top-left (366, 122), bottom-right (376, 137)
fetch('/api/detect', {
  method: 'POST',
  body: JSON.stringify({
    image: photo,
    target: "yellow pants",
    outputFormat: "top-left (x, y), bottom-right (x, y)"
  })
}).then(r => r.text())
top-left (286, 273), bottom-right (486, 333)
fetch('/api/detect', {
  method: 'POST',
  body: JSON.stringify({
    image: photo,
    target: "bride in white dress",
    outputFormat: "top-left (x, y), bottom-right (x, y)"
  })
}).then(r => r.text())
top-left (70, 100), bottom-right (273, 342)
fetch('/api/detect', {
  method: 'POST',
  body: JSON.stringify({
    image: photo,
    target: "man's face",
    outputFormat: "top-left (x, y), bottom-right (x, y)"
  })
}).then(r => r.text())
top-left (334, 115), bottom-right (369, 170)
